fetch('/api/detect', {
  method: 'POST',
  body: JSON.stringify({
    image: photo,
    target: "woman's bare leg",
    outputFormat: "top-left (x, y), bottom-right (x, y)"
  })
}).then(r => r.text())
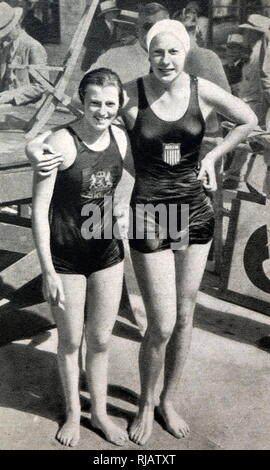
top-left (129, 249), bottom-right (177, 445)
top-left (158, 242), bottom-right (211, 438)
top-left (52, 274), bottom-right (87, 447)
top-left (85, 261), bottom-right (128, 446)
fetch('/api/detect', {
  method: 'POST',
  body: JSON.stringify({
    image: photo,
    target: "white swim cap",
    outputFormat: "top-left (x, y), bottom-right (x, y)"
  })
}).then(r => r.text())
top-left (146, 19), bottom-right (190, 54)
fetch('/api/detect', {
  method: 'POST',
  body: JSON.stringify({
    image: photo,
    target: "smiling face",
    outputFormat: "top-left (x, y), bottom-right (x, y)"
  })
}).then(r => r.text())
top-left (149, 32), bottom-right (186, 84)
top-left (83, 84), bottom-right (120, 132)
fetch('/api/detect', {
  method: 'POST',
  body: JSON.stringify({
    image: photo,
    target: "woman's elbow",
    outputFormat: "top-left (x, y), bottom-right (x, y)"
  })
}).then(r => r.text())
top-left (251, 113), bottom-right (258, 128)
top-left (246, 111), bottom-right (258, 131)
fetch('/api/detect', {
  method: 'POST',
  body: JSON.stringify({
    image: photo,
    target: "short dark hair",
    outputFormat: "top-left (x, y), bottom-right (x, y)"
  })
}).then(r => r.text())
top-left (78, 68), bottom-right (124, 107)
top-left (139, 2), bottom-right (169, 17)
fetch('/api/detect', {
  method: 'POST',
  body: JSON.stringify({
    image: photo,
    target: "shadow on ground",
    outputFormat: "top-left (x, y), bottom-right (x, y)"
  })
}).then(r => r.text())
top-left (194, 302), bottom-right (270, 349)
top-left (0, 267), bottom-right (141, 346)
top-left (0, 337), bottom-right (138, 441)
top-left (197, 271), bottom-right (270, 349)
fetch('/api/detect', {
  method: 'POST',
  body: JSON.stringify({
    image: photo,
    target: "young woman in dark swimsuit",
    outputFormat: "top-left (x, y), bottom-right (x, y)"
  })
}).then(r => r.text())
top-left (32, 68), bottom-right (133, 448)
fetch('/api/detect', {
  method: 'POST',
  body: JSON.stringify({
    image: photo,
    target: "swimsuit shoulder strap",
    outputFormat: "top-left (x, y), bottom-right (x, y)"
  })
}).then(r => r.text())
top-left (137, 77), bottom-right (148, 110)
top-left (65, 125), bottom-right (81, 152)
top-left (188, 74), bottom-right (201, 110)
top-left (188, 75), bottom-right (206, 128)
top-left (110, 124), bottom-right (128, 160)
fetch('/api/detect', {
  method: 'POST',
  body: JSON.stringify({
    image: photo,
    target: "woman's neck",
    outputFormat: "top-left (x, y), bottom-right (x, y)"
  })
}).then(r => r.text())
top-left (149, 71), bottom-right (189, 95)
top-left (73, 118), bottom-right (109, 145)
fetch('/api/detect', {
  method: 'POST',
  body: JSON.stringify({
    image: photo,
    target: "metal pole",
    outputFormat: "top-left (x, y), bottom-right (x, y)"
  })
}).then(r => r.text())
top-left (239, 0), bottom-right (248, 23)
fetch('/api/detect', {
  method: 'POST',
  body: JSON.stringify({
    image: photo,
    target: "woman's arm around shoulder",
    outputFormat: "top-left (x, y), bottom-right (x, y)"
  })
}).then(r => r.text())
top-left (25, 126), bottom-right (76, 176)
top-left (120, 78), bottom-right (141, 130)
top-left (44, 128), bottom-right (77, 171)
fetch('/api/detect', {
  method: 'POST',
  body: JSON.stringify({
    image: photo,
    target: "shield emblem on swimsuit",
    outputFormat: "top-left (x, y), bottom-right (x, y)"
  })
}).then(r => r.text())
top-left (162, 143), bottom-right (181, 166)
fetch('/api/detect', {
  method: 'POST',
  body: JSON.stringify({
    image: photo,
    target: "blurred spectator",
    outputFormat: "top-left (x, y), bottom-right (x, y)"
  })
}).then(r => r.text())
top-left (90, 3), bottom-right (169, 84)
top-left (137, 2), bottom-right (170, 50)
top-left (21, 0), bottom-right (47, 44)
top-left (174, 5), bottom-right (230, 92)
top-left (223, 15), bottom-right (270, 190)
top-left (81, 0), bottom-right (120, 72)
top-left (223, 34), bottom-right (247, 95)
top-left (112, 9), bottom-right (138, 45)
top-left (240, 13), bottom-right (270, 194)
top-left (173, 1), bottom-right (209, 46)
top-left (174, 3), bottom-right (230, 137)
top-left (0, 1), bottom-right (48, 105)
top-left (238, 14), bottom-right (269, 123)
top-left (248, 14), bottom-right (270, 130)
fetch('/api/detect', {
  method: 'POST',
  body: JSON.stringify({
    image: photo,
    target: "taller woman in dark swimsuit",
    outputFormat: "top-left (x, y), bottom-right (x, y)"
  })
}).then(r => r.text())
top-left (26, 20), bottom-right (257, 447)
top-left (122, 19), bottom-right (257, 445)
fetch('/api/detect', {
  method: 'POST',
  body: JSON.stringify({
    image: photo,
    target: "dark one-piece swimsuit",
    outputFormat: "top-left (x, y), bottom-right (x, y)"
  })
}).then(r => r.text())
top-left (128, 75), bottom-right (215, 253)
top-left (49, 125), bottom-right (124, 277)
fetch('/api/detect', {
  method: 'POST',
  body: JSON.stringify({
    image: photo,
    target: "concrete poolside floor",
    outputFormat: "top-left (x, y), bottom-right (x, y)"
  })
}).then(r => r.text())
top-left (1, 271), bottom-right (270, 451)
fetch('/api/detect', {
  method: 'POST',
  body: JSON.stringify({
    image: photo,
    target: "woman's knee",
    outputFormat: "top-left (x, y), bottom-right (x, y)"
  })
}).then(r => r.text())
top-left (178, 290), bottom-right (197, 309)
top-left (86, 331), bottom-right (111, 353)
top-left (148, 321), bottom-right (175, 345)
top-left (176, 295), bottom-right (196, 329)
top-left (57, 334), bottom-right (82, 354)
top-left (175, 313), bottom-right (193, 330)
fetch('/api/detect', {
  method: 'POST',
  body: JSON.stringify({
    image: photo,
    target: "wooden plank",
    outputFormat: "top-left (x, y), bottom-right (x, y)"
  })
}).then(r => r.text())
top-left (0, 205), bottom-right (31, 223)
top-left (0, 108), bottom-right (72, 169)
top-left (0, 131), bottom-right (28, 168)
top-left (29, 68), bottom-right (83, 118)
top-left (26, 0), bottom-right (99, 138)
top-left (9, 64), bottom-right (65, 72)
top-left (0, 167), bottom-right (33, 204)
top-left (17, 204), bottom-right (31, 218)
top-left (0, 250), bottom-right (40, 297)
top-left (0, 223), bottom-right (33, 253)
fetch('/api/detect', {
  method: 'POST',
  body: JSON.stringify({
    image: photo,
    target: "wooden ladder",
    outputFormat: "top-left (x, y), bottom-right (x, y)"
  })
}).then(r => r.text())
top-left (24, 0), bottom-right (100, 139)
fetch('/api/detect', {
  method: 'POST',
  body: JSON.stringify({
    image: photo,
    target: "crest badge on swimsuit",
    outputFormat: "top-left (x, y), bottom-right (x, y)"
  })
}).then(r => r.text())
top-left (81, 167), bottom-right (116, 199)
top-left (162, 143), bottom-right (181, 166)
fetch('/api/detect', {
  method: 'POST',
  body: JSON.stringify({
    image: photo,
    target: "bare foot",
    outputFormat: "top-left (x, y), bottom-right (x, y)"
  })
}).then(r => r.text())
top-left (129, 405), bottom-right (154, 445)
top-left (56, 414), bottom-right (80, 447)
top-left (157, 402), bottom-right (190, 439)
top-left (91, 415), bottom-right (128, 446)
